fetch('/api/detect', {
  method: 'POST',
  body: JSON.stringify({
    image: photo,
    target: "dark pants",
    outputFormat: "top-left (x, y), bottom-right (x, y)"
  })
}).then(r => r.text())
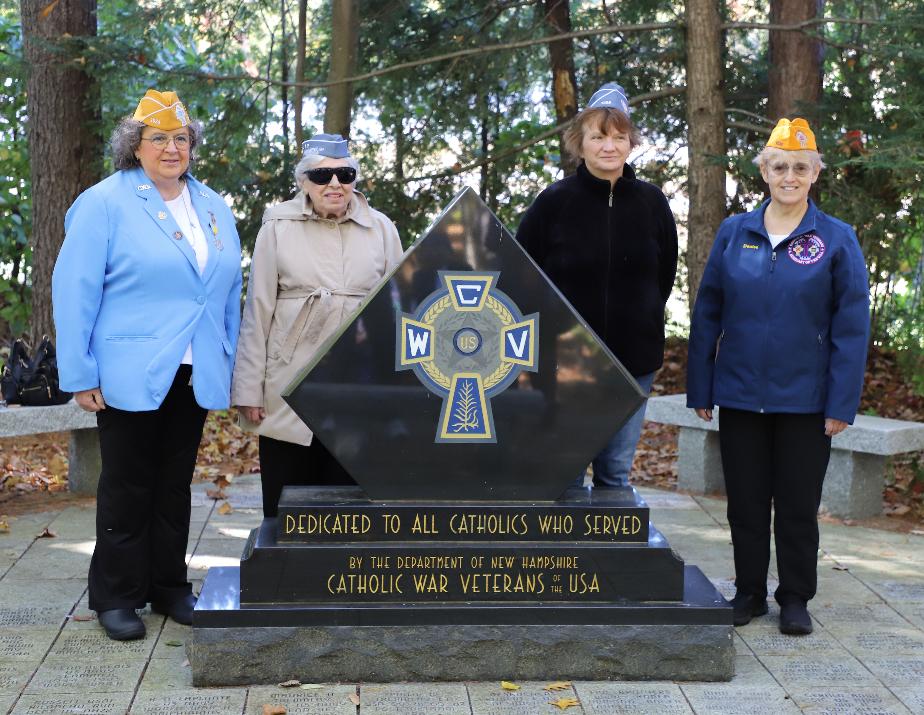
top-left (258, 435), bottom-right (355, 517)
top-left (89, 365), bottom-right (207, 612)
top-left (718, 408), bottom-right (831, 605)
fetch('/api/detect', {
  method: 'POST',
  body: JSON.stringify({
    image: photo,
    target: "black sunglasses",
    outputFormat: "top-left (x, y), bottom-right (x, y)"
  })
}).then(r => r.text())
top-left (304, 166), bottom-right (357, 185)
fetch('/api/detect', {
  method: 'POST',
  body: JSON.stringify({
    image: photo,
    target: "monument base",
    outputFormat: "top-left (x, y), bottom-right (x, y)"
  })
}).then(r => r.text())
top-left (190, 566), bottom-right (733, 685)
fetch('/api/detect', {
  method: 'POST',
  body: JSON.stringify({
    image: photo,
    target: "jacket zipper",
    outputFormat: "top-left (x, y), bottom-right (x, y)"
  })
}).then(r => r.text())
top-left (760, 249), bottom-right (777, 412)
top-left (603, 189), bottom-right (614, 342)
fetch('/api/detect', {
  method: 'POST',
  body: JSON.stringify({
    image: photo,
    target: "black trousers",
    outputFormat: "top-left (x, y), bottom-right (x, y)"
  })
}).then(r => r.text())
top-left (719, 407), bottom-right (831, 605)
top-left (89, 365), bottom-right (207, 612)
top-left (258, 435), bottom-right (355, 517)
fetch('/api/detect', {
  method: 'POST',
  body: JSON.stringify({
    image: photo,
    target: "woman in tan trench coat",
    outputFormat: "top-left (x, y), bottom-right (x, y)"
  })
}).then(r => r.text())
top-left (232, 134), bottom-right (403, 516)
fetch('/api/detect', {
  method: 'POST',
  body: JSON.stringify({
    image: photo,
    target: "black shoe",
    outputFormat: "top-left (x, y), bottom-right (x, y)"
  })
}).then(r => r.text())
top-left (98, 608), bottom-right (146, 641)
top-left (729, 593), bottom-right (768, 626)
top-left (779, 601), bottom-right (813, 635)
top-left (151, 593), bottom-right (197, 625)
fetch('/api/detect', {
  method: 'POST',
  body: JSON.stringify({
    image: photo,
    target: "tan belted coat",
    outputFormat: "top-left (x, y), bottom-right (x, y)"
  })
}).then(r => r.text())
top-left (231, 190), bottom-right (403, 445)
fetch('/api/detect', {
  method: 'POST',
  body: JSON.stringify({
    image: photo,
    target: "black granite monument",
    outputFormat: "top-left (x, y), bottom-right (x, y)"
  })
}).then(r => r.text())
top-left (190, 188), bottom-right (733, 685)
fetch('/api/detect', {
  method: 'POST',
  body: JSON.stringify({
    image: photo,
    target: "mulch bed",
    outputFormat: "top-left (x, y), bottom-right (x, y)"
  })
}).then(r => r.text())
top-left (2, 340), bottom-right (921, 528)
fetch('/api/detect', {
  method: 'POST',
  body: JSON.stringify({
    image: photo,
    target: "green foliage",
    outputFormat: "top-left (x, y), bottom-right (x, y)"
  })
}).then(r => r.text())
top-left (2, 0), bottom-right (923, 392)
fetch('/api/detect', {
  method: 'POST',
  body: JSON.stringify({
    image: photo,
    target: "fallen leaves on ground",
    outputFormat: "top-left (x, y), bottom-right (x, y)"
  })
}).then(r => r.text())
top-left (277, 679), bottom-right (300, 688)
top-left (550, 696), bottom-right (580, 710)
top-left (217, 501), bottom-right (233, 515)
top-left (205, 487), bottom-right (227, 500)
top-left (348, 693), bottom-right (360, 705)
top-left (71, 613), bottom-right (95, 622)
top-left (299, 684), bottom-right (324, 689)
top-left (262, 705), bottom-right (286, 715)
top-left (500, 681), bottom-right (520, 691)
top-left (36, 527), bottom-right (56, 538)
top-left (0, 517), bottom-right (8, 533)
top-left (543, 681), bottom-right (572, 691)
top-left (164, 639), bottom-right (183, 647)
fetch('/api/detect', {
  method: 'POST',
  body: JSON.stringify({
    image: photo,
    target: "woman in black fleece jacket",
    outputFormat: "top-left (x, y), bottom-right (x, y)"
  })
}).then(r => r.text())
top-left (515, 82), bottom-right (678, 488)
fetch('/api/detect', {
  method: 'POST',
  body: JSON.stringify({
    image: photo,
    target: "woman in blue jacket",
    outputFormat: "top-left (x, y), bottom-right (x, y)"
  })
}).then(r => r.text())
top-left (52, 90), bottom-right (242, 640)
top-left (687, 118), bottom-right (869, 635)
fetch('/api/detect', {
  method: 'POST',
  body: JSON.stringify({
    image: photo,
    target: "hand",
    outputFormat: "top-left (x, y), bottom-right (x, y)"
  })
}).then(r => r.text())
top-left (695, 408), bottom-right (713, 422)
top-left (75, 388), bottom-right (106, 412)
top-left (825, 418), bottom-right (848, 437)
top-left (238, 405), bottom-right (266, 424)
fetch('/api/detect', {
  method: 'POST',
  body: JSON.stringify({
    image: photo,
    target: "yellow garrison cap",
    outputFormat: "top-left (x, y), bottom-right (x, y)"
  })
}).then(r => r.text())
top-left (767, 118), bottom-right (817, 151)
top-left (132, 89), bottom-right (189, 130)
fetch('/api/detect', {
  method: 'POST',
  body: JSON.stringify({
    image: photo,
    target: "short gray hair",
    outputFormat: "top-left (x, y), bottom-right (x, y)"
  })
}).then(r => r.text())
top-left (753, 146), bottom-right (825, 171)
top-left (294, 152), bottom-right (362, 190)
top-left (110, 117), bottom-right (203, 173)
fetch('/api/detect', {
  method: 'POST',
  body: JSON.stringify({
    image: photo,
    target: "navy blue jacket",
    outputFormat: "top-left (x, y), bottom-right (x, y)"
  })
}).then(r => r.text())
top-left (687, 200), bottom-right (869, 423)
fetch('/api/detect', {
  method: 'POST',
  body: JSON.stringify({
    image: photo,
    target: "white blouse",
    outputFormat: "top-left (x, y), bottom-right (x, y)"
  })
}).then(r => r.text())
top-left (165, 184), bottom-right (209, 365)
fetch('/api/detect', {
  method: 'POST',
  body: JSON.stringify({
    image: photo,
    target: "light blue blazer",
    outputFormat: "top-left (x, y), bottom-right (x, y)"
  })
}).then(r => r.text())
top-left (52, 167), bottom-right (243, 411)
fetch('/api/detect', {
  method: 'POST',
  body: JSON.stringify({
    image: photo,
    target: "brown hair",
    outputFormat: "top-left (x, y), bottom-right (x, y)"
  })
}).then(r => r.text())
top-left (563, 108), bottom-right (642, 160)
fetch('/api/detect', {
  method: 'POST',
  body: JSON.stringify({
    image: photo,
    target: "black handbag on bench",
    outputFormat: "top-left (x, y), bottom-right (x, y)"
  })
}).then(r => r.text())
top-left (1, 336), bottom-right (73, 406)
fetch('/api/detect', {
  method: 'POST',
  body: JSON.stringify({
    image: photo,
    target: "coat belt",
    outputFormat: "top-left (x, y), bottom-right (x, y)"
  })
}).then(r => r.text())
top-left (277, 286), bottom-right (367, 363)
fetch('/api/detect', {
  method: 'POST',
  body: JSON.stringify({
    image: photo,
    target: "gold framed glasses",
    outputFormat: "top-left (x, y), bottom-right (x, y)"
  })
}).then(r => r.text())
top-left (141, 134), bottom-right (190, 150)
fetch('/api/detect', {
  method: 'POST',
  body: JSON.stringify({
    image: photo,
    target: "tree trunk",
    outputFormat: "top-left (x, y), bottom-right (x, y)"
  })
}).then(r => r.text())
top-left (768, 0), bottom-right (824, 121)
top-left (293, 0), bottom-right (308, 148)
top-left (543, 0), bottom-right (578, 174)
top-left (280, 0), bottom-right (290, 160)
top-left (323, 0), bottom-right (359, 138)
top-left (20, 0), bottom-right (101, 344)
top-left (684, 0), bottom-right (726, 313)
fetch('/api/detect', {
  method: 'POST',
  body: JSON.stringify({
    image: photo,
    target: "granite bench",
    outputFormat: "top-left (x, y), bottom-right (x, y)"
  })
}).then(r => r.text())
top-left (0, 401), bottom-right (100, 494)
top-left (645, 393), bottom-right (924, 519)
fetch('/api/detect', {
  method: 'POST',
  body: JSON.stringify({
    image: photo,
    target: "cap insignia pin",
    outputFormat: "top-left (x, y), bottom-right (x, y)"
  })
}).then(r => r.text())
top-left (157, 211), bottom-right (167, 220)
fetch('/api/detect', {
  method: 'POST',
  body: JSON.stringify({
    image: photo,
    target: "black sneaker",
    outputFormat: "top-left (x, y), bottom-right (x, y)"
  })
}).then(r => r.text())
top-left (729, 593), bottom-right (768, 626)
top-left (779, 601), bottom-right (813, 635)
top-left (98, 608), bottom-right (146, 641)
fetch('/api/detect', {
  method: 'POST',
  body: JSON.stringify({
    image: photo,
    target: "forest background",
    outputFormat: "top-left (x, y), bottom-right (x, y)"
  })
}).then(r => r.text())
top-left (1, 0), bottom-right (922, 522)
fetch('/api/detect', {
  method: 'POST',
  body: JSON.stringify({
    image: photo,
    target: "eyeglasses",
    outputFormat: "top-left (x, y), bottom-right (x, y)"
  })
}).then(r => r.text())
top-left (141, 134), bottom-right (191, 150)
top-left (304, 166), bottom-right (356, 185)
top-left (768, 161), bottom-right (812, 178)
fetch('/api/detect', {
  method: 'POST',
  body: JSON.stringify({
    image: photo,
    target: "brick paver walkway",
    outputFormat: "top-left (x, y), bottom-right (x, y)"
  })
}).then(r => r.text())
top-left (1, 476), bottom-right (922, 714)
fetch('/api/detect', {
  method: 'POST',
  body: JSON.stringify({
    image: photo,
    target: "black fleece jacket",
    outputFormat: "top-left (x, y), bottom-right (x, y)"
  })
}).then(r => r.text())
top-left (515, 161), bottom-right (678, 376)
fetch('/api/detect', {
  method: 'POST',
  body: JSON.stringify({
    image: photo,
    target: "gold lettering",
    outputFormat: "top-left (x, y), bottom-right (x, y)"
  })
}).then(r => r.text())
top-left (520, 555), bottom-right (579, 569)
top-left (411, 513), bottom-right (439, 535)
top-left (538, 514), bottom-right (573, 534)
top-left (411, 573), bottom-right (449, 593)
top-left (568, 572), bottom-right (601, 594)
top-left (449, 512), bottom-right (529, 535)
top-left (582, 514), bottom-right (643, 537)
top-left (284, 514), bottom-right (296, 534)
top-left (326, 572), bottom-right (403, 595)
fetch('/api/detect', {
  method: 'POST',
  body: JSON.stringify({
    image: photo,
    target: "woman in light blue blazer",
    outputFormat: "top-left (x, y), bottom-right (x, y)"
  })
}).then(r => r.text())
top-left (52, 90), bottom-right (242, 641)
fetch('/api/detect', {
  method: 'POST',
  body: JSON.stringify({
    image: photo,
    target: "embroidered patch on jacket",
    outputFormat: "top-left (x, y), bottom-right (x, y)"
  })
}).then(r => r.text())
top-left (787, 234), bottom-right (826, 265)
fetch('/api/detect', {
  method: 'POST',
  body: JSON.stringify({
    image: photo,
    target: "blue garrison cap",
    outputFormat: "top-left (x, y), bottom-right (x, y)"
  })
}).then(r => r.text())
top-left (301, 133), bottom-right (350, 158)
top-left (586, 82), bottom-right (630, 114)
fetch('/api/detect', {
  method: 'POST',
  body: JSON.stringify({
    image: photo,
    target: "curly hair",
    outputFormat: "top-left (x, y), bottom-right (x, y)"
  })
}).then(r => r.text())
top-left (110, 117), bottom-right (203, 173)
